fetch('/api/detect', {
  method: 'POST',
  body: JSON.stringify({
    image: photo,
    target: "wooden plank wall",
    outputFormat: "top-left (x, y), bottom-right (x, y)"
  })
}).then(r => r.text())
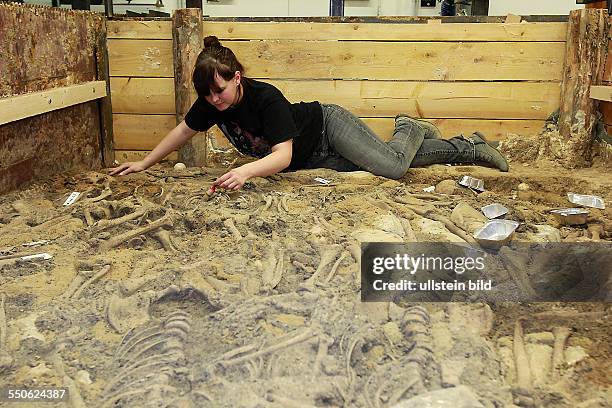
top-left (0, 4), bottom-right (105, 194)
top-left (600, 16), bottom-right (612, 134)
top-left (107, 18), bottom-right (567, 164)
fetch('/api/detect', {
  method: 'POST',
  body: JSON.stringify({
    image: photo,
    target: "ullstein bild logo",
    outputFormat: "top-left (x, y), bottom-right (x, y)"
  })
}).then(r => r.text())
top-left (360, 242), bottom-right (611, 303)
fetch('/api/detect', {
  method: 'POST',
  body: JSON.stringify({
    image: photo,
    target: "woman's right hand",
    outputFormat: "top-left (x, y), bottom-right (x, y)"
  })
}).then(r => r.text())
top-left (109, 160), bottom-right (147, 176)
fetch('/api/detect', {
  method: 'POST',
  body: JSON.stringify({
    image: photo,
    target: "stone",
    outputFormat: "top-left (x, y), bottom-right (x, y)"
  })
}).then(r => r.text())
top-left (451, 202), bottom-right (488, 233)
top-left (565, 346), bottom-right (588, 365)
top-left (375, 214), bottom-right (405, 237)
top-left (436, 179), bottom-right (458, 195)
top-left (518, 182), bottom-right (530, 191)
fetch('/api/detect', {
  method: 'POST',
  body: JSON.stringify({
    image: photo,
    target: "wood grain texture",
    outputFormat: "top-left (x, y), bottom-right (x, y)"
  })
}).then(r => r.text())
top-left (173, 8), bottom-right (206, 166)
top-left (203, 21), bottom-right (567, 42)
top-left (108, 39), bottom-right (174, 77)
top-left (110, 77), bottom-right (559, 120)
top-left (0, 81), bottom-right (106, 125)
top-left (558, 9), bottom-right (610, 166)
top-left (112, 113), bottom-right (544, 150)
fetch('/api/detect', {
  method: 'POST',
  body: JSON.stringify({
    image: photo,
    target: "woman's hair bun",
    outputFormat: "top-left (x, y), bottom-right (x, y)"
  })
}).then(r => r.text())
top-left (204, 36), bottom-right (222, 50)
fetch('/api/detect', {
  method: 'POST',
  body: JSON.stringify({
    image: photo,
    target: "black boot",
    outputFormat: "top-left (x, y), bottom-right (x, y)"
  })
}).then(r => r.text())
top-left (395, 114), bottom-right (442, 140)
top-left (467, 132), bottom-right (509, 172)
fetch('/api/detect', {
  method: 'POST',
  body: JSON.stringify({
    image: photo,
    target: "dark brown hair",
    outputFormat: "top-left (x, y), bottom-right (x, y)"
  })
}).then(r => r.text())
top-left (193, 36), bottom-right (244, 98)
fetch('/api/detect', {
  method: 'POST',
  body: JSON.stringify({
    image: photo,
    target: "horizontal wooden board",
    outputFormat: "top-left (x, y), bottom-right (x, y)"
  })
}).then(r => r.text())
top-left (108, 39), bottom-right (564, 81)
top-left (113, 113), bottom-right (544, 150)
top-left (113, 113), bottom-right (176, 150)
top-left (590, 85), bottom-right (612, 102)
top-left (0, 81), bottom-right (106, 125)
top-left (115, 149), bottom-right (178, 162)
top-left (269, 80), bottom-right (559, 119)
top-left (231, 40), bottom-right (565, 81)
top-left (204, 21), bottom-right (567, 42)
top-left (108, 20), bottom-right (172, 40)
top-left (110, 77), bottom-right (176, 114)
top-left (108, 20), bottom-right (567, 42)
top-left (108, 39), bottom-right (174, 77)
top-left (110, 77), bottom-right (559, 120)
top-left (361, 118), bottom-right (544, 141)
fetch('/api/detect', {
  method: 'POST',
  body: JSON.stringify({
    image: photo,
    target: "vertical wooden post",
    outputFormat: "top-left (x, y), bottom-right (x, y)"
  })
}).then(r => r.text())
top-left (94, 15), bottom-right (115, 167)
top-left (558, 8), bottom-right (609, 167)
top-left (173, 8), bottom-right (205, 167)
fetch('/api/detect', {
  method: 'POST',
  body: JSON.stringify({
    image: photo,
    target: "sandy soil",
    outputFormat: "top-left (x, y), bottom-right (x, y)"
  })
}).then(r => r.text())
top-left (0, 159), bottom-right (610, 408)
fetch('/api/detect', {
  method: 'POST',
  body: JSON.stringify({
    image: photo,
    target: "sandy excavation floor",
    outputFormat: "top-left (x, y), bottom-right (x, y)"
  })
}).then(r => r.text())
top-left (0, 161), bottom-right (610, 408)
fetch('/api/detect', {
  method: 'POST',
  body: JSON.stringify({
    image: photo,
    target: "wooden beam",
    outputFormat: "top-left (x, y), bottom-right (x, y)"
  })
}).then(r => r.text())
top-left (558, 9), bottom-right (610, 167)
top-left (590, 85), bottom-right (612, 101)
top-left (112, 113), bottom-right (175, 149)
top-left (108, 20), bottom-right (567, 42)
top-left (94, 17), bottom-right (116, 167)
top-left (107, 39), bottom-right (174, 77)
top-left (209, 40), bottom-right (566, 81)
top-left (109, 77), bottom-right (560, 119)
top-left (204, 21), bottom-right (567, 41)
top-left (108, 38), bottom-right (564, 81)
top-left (0, 81), bottom-right (107, 126)
top-left (173, 8), bottom-right (206, 166)
top-left (112, 113), bottom-right (545, 149)
top-left (108, 20), bottom-right (172, 39)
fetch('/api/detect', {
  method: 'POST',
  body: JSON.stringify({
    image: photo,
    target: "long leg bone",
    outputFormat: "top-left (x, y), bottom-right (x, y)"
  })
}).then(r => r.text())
top-left (513, 320), bottom-right (532, 390)
top-left (551, 326), bottom-right (571, 380)
top-left (101, 215), bottom-right (173, 251)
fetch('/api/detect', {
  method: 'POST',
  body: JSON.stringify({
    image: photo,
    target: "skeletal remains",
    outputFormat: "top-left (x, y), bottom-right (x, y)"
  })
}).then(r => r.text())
top-left (0, 169), bottom-right (606, 408)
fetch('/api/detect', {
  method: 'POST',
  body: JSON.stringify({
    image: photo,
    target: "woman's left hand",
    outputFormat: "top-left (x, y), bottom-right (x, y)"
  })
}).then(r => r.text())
top-left (213, 166), bottom-right (250, 191)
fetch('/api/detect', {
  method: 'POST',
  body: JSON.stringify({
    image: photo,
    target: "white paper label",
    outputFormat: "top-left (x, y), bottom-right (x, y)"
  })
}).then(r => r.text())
top-left (22, 240), bottom-right (51, 247)
top-left (313, 177), bottom-right (331, 185)
top-left (20, 253), bottom-right (53, 261)
top-left (63, 192), bottom-right (81, 206)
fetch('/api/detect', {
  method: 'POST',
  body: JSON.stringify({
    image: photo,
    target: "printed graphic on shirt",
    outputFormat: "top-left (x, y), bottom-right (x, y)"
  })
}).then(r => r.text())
top-left (219, 122), bottom-right (272, 158)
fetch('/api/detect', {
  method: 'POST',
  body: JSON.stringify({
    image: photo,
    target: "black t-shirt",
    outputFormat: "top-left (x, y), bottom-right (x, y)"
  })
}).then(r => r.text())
top-left (184, 78), bottom-right (323, 170)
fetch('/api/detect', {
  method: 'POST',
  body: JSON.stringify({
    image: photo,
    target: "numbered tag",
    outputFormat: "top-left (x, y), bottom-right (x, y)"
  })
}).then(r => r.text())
top-left (22, 240), bottom-right (51, 247)
top-left (313, 177), bottom-right (331, 185)
top-left (20, 253), bottom-right (53, 261)
top-left (63, 192), bottom-right (81, 206)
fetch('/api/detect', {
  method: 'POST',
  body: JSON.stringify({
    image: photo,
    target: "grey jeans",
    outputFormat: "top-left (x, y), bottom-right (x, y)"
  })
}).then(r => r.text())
top-left (304, 104), bottom-right (473, 179)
